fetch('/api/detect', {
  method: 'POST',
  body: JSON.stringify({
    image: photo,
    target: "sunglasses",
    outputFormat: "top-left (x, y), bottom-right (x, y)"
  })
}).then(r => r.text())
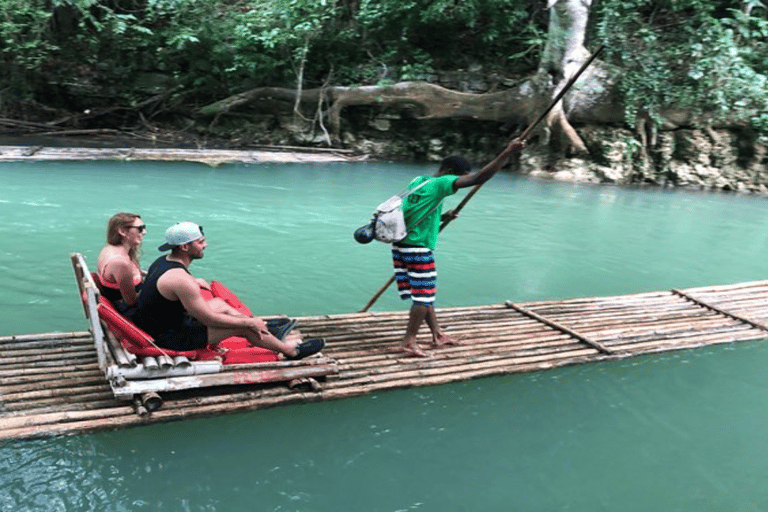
top-left (129, 224), bottom-right (147, 233)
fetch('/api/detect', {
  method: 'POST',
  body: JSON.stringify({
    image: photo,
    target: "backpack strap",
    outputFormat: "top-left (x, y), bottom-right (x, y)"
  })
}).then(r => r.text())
top-left (397, 179), bottom-right (430, 199)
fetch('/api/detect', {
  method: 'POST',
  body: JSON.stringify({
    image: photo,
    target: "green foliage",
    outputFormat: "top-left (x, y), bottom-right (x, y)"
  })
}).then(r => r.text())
top-left (0, 0), bottom-right (547, 109)
top-left (0, 2), bottom-right (53, 74)
top-left (354, 0), bottom-right (540, 76)
top-left (0, 1), bottom-right (56, 98)
top-left (224, 0), bottom-right (336, 86)
top-left (619, 134), bottom-right (643, 161)
top-left (7, 0), bottom-right (764, 137)
top-left (594, 0), bottom-right (768, 128)
top-left (752, 112), bottom-right (768, 134)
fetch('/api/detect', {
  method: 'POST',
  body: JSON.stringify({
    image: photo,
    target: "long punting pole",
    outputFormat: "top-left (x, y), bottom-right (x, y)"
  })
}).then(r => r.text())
top-left (360, 45), bottom-right (606, 312)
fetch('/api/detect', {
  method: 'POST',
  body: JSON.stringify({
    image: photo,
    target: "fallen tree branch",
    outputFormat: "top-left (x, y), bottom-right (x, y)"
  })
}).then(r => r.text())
top-left (33, 129), bottom-right (123, 137)
top-left (196, 81), bottom-right (533, 144)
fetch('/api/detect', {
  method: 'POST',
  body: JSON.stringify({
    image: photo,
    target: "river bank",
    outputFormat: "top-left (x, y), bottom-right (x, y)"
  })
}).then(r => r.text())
top-left (2, 118), bottom-right (767, 195)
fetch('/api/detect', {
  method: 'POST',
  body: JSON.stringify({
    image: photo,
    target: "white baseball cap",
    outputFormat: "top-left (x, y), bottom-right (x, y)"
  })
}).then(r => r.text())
top-left (158, 222), bottom-right (204, 251)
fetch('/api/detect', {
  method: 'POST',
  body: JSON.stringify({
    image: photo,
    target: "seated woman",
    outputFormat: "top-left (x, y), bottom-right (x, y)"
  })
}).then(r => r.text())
top-left (96, 212), bottom-right (145, 317)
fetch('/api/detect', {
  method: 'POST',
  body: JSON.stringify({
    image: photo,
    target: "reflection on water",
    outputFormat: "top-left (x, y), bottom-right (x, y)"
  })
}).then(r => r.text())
top-left (1, 161), bottom-right (768, 511)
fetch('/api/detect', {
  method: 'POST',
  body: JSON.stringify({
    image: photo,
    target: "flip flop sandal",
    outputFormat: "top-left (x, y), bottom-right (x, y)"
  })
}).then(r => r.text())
top-left (286, 338), bottom-right (325, 360)
top-left (266, 317), bottom-right (297, 341)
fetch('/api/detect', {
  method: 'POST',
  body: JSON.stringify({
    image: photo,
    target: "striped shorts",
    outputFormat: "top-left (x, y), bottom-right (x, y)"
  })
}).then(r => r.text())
top-left (392, 244), bottom-right (437, 305)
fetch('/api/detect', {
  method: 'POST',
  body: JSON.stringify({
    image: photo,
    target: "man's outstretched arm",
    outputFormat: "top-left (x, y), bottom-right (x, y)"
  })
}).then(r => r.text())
top-left (453, 138), bottom-right (525, 190)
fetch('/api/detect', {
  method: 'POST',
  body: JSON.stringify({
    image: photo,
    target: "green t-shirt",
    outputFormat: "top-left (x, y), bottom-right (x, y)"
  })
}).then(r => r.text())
top-left (400, 174), bottom-right (459, 250)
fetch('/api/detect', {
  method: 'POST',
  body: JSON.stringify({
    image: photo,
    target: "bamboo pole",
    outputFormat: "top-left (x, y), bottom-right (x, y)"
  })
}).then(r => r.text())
top-left (1, 392), bottom-right (117, 413)
top-left (0, 363), bottom-right (99, 379)
top-left (504, 301), bottom-right (613, 354)
top-left (344, 329), bottom-right (574, 352)
top-left (0, 146), bottom-right (362, 166)
top-left (672, 288), bottom-right (768, 332)
top-left (0, 400), bottom-right (125, 422)
top-left (332, 336), bottom-right (579, 372)
top-left (1, 384), bottom-right (111, 403)
top-left (0, 404), bottom-right (135, 432)
top-left (0, 375), bottom-right (108, 396)
top-left (0, 331), bottom-right (91, 344)
top-left (311, 307), bottom-right (747, 356)
top-left (79, 352), bottom-right (599, 430)
top-left (103, 329), bottom-right (137, 368)
top-left (0, 369), bottom-right (103, 386)
top-left (0, 355), bottom-right (98, 371)
top-left (333, 343), bottom-right (590, 382)
top-left (0, 345), bottom-right (97, 360)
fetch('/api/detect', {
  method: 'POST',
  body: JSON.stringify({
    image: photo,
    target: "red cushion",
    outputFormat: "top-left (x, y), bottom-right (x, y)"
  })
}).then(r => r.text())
top-left (219, 337), bottom-right (250, 349)
top-left (90, 272), bottom-right (105, 294)
top-left (220, 347), bottom-right (280, 364)
top-left (210, 281), bottom-right (253, 316)
top-left (199, 286), bottom-right (215, 301)
top-left (97, 297), bottom-right (153, 347)
top-left (210, 281), bottom-right (278, 362)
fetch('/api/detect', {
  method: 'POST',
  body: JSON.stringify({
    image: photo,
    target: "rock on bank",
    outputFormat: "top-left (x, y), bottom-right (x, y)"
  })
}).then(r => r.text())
top-left (327, 115), bottom-right (768, 194)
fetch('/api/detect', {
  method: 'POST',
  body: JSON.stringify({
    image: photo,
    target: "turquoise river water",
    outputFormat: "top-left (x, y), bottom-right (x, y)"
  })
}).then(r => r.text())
top-left (1, 160), bottom-right (767, 511)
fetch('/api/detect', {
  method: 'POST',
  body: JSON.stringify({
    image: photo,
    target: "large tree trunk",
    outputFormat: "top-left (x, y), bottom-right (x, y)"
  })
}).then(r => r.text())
top-left (537, 0), bottom-right (593, 152)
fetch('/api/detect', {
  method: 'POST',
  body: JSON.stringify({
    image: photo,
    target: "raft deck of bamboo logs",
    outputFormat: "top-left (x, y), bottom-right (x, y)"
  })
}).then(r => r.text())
top-left (2, 280), bottom-right (768, 441)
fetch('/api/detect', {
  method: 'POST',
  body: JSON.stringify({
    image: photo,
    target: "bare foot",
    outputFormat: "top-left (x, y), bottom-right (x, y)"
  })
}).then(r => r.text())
top-left (432, 332), bottom-right (463, 347)
top-left (402, 343), bottom-right (430, 358)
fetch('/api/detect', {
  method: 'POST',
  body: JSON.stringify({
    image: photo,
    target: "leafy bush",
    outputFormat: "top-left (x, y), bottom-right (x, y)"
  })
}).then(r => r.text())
top-left (0, 1), bottom-right (56, 97)
top-left (594, 0), bottom-right (768, 128)
top-left (0, 0), bottom-right (546, 104)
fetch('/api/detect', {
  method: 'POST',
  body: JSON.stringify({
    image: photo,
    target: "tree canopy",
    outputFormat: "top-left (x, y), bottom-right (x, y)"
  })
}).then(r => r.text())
top-left (595, 0), bottom-right (768, 129)
top-left (0, 0), bottom-right (766, 133)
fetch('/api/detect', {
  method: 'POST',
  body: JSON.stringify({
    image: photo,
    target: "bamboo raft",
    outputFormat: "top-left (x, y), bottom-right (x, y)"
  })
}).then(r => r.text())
top-left (2, 276), bottom-right (768, 441)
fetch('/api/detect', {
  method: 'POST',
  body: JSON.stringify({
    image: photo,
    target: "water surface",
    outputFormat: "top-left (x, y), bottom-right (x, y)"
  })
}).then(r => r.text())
top-left (1, 160), bottom-right (766, 511)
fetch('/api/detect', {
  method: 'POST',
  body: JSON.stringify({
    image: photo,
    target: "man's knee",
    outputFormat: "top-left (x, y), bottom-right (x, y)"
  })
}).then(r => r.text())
top-left (208, 297), bottom-right (235, 314)
top-left (410, 302), bottom-right (432, 313)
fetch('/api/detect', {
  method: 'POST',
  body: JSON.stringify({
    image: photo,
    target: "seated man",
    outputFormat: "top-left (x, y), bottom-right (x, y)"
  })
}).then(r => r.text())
top-left (133, 222), bottom-right (324, 360)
